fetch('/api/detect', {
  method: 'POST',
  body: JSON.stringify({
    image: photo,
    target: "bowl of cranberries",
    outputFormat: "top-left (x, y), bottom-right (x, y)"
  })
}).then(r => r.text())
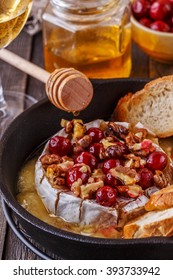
top-left (131, 0), bottom-right (173, 63)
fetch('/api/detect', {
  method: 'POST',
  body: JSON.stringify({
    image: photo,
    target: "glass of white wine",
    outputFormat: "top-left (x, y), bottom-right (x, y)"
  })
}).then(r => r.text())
top-left (0, 0), bottom-right (36, 137)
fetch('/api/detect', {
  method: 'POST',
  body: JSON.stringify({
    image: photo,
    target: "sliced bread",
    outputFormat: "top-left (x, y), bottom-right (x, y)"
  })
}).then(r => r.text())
top-left (113, 75), bottom-right (173, 138)
top-left (123, 207), bottom-right (173, 238)
top-left (145, 185), bottom-right (173, 211)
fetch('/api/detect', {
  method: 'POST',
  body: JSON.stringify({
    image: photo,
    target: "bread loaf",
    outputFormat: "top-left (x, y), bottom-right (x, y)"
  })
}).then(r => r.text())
top-left (113, 75), bottom-right (173, 138)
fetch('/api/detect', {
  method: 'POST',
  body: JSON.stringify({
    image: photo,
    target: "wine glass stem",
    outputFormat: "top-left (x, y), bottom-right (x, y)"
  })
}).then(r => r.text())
top-left (0, 77), bottom-right (8, 118)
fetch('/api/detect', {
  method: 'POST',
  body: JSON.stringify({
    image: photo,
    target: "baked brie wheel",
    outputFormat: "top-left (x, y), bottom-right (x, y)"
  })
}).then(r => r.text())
top-left (35, 119), bottom-right (173, 236)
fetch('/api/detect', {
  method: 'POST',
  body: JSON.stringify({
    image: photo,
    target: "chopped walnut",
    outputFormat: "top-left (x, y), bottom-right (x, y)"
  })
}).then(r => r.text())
top-left (110, 166), bottom-right (140, 185)
top-left (124, 153), bottom-right (146, 169)
top-left (116, 166), bottom-right (138, 178)
top-left (77, 135), bottom-right (92, 149)
top-left (61, 119), bottom-right (73, 133)
top-left (127, 139), bottom-right (156, 157)
top-left (125, 132), bottom-right (140, 148)
top-left (105, 132), bottom-right (120, 141)
top-left (56, 158), bottom-right (74, 174)
top-left (53, 177), bottom-right (66, 186)
top-left (71, 178), bottom-right (83, 196)
top-left (117, 184), bottom-right (143, 198)
top-left (61, 156), bottom-right (74, 163)
top-left (44, 156), bottom-right (74, 186)
top-left (125, 130), bottom-right (155, 156)
top-left (46, 164), bottom-right (66, 186)
top-left (91, 168), bottom-right (105, 182)
top-left (61, 119), bottom-right (86, 140)
top-left (80, 181), bottom-right (104, 199)
top-left (78, 164), bottom-right (90, 173)
top-left (40, 154), bottom-right (62, 169)
top-left (134, 128), bottom-right (148, 141)
top-left (73, 120), bottom-right (86, 140)
top-left (105, 143), bottom-right (128, 159)
top-left (106, 136), bottom-right (119, 143)
top-left (72, 143), bottom-right (85, 155)
top-left (88, 177), bottom-right (95, 184)
top-left (134, 146), bottom-right (156, 157)
top-left (154, 170), bottom-right (168, 188)
top-left (101, 138), bottom-right (115, 148)
top-left (106, 122), bottom-right (129, 139)
top-left (46, 164), bottom-right (60, 177)
top-left (99, 120), bottom-right (108, 132)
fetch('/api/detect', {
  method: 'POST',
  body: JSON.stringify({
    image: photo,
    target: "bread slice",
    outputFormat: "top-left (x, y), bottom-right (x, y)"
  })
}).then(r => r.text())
top-left (145, 185), bottom-right (173, 211)
top-left (123, 207), bottom-right (173, 238)
top-left (113, 75), bottom-right (173, 138)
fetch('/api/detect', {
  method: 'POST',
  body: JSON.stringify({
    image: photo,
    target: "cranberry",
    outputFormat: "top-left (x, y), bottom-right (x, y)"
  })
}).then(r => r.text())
top-left (49, 136), bottom-right (72, 156)
top-left (139, 17), bottom-right (152, 27)
top-left (102, 159), bottom-right (121, 174)
top-left (138, 168), bottom-right (154, 189)
top-left (168, 15), bottom-right (173, 28)
top-left (75, 151), bottom-right (97, 171)
top-left (96, 186), bottom-right (117, 207)
top-left (150, 20), bottom-right (171, 31)
top-left (150, 1), bottom-right (172, 21)
top-left (132, 0), bottom-right (150, 19)
top-left (132, 0), bottom-right (173, 33)
top-left (66, 164), bottom-right (90, 188)
top-left (104, 172), bottom-right (121, 187)
top-left (86, 127), bottom-right (104, 143)
top-left (106, 142), bottom-right (128, 158)
top-left (88, 143), bottom-right (104, 159)
top-left (146, 151), bottom-right (168, 171)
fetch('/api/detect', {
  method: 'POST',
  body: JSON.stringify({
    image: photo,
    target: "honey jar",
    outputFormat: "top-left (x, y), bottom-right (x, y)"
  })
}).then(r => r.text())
top-left (42, 0), bottom-right (132, 79)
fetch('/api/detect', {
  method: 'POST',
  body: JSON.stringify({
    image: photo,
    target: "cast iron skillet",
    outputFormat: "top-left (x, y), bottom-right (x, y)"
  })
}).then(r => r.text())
top-left (1, 78), bottom-right (173, 260)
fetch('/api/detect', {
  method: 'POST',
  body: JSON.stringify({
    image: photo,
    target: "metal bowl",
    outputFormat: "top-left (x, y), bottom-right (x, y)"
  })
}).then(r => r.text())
top-left (1, 78), bottom-right (173, 260)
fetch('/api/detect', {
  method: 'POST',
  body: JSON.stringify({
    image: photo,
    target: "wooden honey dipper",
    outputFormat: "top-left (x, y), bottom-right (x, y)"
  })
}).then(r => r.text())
top-left (0, 49), bottom-right (93, 113)
top-left (46, 68), bottom-right (93, 112)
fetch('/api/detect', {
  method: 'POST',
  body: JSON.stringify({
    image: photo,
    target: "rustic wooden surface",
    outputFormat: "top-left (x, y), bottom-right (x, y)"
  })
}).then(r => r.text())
top-left (0, 30), bottom-right (173, 260)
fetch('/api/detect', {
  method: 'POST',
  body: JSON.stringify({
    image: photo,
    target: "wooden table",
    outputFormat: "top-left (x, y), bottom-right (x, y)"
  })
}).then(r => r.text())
top-left (1, 30), bottom-right (173, 260)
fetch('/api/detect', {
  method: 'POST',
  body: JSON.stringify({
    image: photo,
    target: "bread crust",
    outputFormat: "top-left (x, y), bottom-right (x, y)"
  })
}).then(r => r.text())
top-left (123, 224), bottom-right (139, 239)
top-left (123, 208), bottom-right (173, 239)
top-left (145, 185), bottom-right (173, 211)
top-left (113, 92), bottom-right (134, 122)
top-left (113, 75), bottom-right (173, 138)
top-left (113, 90), bottom-right (145, 123)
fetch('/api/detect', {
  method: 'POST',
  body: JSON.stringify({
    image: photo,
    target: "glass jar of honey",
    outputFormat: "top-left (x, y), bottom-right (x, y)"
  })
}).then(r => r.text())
top-left (42, 0), bottom-right (131, 79)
